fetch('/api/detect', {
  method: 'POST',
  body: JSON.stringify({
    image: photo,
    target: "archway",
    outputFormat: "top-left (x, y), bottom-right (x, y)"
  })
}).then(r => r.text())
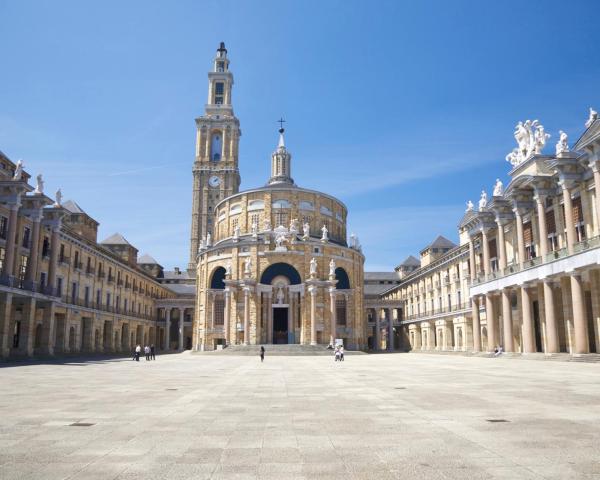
top-left (210, 267), bottom-right (227, 289)
top-left (261, 263), bottom-right (301, 344)
top-left (260, 263), bottom-right (301, 285)
top-left (334, 267), bottom-right (350, 289)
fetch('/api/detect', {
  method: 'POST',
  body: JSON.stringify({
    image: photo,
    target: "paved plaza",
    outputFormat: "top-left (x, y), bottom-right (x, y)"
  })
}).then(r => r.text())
top-left (1, 353), bottom-right (599, 480)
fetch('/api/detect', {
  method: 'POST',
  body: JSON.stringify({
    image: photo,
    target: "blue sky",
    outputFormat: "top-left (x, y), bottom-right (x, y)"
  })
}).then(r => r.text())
top-left (1, 0), bottom-right (599, 271)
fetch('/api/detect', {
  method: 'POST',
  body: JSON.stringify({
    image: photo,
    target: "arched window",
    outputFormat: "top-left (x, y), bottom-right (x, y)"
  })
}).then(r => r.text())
top-left (260, 263), bottom-right (302, 285)
top-left (210, 267), bottom-right (227, 289)
top-left (211, 132), bottom-right (222, 161)
top-left (334, 267), bottom-right (350, 289)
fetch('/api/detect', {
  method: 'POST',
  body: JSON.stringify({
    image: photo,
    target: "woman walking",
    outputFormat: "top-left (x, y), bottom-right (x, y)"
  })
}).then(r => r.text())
top-left (260, 346), bottom-right (265, 362)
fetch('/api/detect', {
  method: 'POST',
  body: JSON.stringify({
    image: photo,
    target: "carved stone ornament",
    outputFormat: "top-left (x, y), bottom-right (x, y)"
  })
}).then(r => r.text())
top-left (506, 119), bottom-right (550, 167)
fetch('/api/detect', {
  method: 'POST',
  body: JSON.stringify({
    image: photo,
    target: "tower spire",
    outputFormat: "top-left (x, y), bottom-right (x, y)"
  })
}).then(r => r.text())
top-left (268, 119), bottom-right (294, 186)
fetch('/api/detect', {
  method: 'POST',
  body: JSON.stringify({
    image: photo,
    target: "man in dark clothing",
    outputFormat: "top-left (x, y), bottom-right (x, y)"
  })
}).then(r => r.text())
top-left (150, 344), bottom-right (156, 360)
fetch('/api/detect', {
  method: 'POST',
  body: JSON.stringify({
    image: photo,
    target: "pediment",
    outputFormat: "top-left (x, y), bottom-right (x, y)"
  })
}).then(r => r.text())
top-left (574, 119), bottom-right (600, 151)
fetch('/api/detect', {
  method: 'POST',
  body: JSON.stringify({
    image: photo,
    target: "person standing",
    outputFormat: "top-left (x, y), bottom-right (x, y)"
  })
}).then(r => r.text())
top-left (135, 344), bottom-right (141, 361)
top-left (334, 345), bottom-right (341, 362)
top-left (339, 345), bottom-right (345, 362)
top-left (150, 344), bottom-right (156, 360)
top-left (260, 346), bottom-right (265, 363)
top-left (144, 345), bottom-right (150, 361)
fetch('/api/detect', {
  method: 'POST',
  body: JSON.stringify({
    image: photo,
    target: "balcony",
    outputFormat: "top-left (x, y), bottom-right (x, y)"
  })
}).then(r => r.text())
top-left (471, 236), bottom-right (600, 296)
top-left (58, 256), bottom-right (70, 266)
top-left (402, 302), bottom-right (470, 323)
top-left (85, 267), bottom-right (95, 276)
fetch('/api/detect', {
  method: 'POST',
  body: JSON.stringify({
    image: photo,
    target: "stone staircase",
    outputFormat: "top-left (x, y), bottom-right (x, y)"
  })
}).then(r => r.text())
top-left (193, 344), bottom-right (366, 356)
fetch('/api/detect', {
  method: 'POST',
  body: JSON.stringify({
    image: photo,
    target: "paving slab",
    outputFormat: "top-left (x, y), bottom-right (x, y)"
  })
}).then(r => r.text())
top-left (1, 352), bottom-right (599, 479)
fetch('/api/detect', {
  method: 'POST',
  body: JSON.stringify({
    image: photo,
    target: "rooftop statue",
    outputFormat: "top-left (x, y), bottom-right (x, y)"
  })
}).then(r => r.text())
top-left (302, 222), bottom-right (310, 239)
top-left (556, 130), bottom-right (569, 155)
top-left (507, 119), bottom-right (550, 167)
top-left (54, 188), bottom-right (62, 207)
top-left (12, 159), bottom-right (23, 181)
top-left (585, 107), bottom-right (598, 128)
top-left (34, 174), bottom-right (44, 195)
top-left (493, 178), bottom-right (503, 197)
top-left (321, 225), bottom-right (328, 242)
top-left (478, 190), bottom-right (487, 211)
top-left (466, 200), bottom-right (474, 212)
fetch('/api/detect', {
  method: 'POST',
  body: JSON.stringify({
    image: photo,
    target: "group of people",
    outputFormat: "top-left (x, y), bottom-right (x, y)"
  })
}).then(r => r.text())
top-left (133, 344), bottom-right (156, 361)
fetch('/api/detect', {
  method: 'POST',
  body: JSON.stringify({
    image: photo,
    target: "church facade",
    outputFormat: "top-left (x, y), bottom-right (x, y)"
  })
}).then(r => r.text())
top-left (191, 44), bottom-right (366, 350)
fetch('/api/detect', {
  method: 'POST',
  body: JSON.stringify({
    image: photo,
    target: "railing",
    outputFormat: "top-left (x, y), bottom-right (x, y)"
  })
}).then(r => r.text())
top-left (59, 296), bottom-right (157, 321)
top-left (59, 256), bottom-right (70, 265)
top-left (400, 302), bottom-right (471, 323)
top-left (573, 235), bottom-right (600, 253)
top-left (86, 267), bottom-right (95, 276)
top-left (107, 275), bottom-right (114, 283)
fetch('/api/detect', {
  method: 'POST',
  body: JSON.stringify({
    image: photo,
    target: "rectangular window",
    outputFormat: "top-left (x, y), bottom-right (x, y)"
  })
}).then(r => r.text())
top-left (42, 237), bottom-right (50, 257)
top-left (84, 286), bottom-right (90, 307)
top-left (214, 298), bottom-right (225, 326)
top-left (106, 292), bottom-right (111, 307)
top-left (71, 282), bottom-right (77, 304)
top-left (22, 227), bottom-right (31, 248)
top-left (124, 299), bottom-right (128, 312)
top-left (336, 298), bottom-right (347, 326)
top-left (57, 277), bottom-right (63, 297)
top-left (96, 289), bottom-right (101, 307)
top-left (215, 82), bottom-right (224, 95)
top-left (39, 272), bottom-right (46, 288)
top-left (59, 244), bottom-right (65, 262)
top-left (74, 251), bottom-right (79, 269)
top-left (18, 255), bottom-right (27, 285)
top-left (0, 216), bottom-right (7, 239)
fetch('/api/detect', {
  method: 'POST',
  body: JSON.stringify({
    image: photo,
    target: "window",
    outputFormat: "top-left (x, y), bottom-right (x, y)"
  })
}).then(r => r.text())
top-left (573, 197), bottom-right (586, 242)
top-left (59, 244), bottom-right (65, 263)
top-left (0, 216), bottom-right (7, 239)
top-left (216, 61), bottom-right (224, 72)
top-left (214, 82), bottom-right (224, 104)
top-left (336, 297), bottom-right (347, 326)
top-left (214, 298), bottom-right (225, 326)
top-left (74, 251), bottom-right (79, 269)
top-left (22, 227), bottom-right (30, 248)
top-left (275, 211), bottom-right (289, 227)
top-left (18, 256), bottom-right (27, 285)
top-left (211, 133), bottom-right (222, 161)
top-left (84, 286), bottom-right (90, 307)
top-left (39, 272), bottom-right (46, 288)
top-left (71, 282), bottom-right (77, 304)
top-left (96, 289), bottom-right (101, 306)
top-left (57, 277), bottom-right (63, 297)
top-left (0, 247), bottom-right (4, 272)
top-left (523, 222), bottom-right (535, 259)
top-left (124, 299), bottom-right (128, 312)
top-left (250, 213), bottom-right (260, 229)
top-left (106, 292), bottom-right (111, 307)
top-left (42, 237), bottom-right (50, 257)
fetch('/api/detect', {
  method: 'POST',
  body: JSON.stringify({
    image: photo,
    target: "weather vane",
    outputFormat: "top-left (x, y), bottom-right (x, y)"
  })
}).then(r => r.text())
top-left (277, 117), bottom-right (286, 132)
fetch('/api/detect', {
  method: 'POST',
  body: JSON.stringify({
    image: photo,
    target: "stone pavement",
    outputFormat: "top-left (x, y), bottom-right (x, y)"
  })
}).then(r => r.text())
top-left (1, 352), bottom-right (599, 480)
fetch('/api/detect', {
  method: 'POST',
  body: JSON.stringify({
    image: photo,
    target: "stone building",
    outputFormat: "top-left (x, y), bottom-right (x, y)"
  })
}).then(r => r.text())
top-left (380, 112), bottom-right (600, 355)
top-left (191, 43), bottom-right (365, 351)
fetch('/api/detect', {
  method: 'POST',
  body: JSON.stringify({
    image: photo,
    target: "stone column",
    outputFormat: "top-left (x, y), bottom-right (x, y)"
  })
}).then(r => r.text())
top-left (179, 307), bottom-right (184, 351)
top-left (2, 204), bottom-right (19, 282)
top-left (40, 302), bottom-right (56, 355)
top-left (521, 286), bottom-right (535, 353)
top-left (534, 193), bottom-right (548, 259)
top-left (501, 289), bottom-right (514, 352)
top-left (468, 237), bottom-right (476, 279)
top-left (329, 288), bottom-right (336, 347)
top-left (471, 296), bottom-right (481, 352)
top-left (485, 294), bottom-right (496, 351)
top-left (309, 286), bottom-right (317, 346)
top-left (243, 288), bottom-right (250, 345)
top-left (165, 308), bottom-right (171, 350)
top-left (0, 293), bottom-right (13, 358)
top-left (514, 209), bottom-right (525, 266)
top-left (561, 183), bottom-right (577, 254)
top-left (543, 280), bottom-right (559, 353)
top-left (482, 229), bottom-right (491, 276)
top-left (267, 293), bottom-right (273, 344)
top-left (19, 298), bottom-right (37, 356)
top-left (570, 273), bottom-right (589, 354)
top-left (47, 226), bottom-right (60, 295)
top-left (427, 322), bottom-right (435, 350)
top-left (387, 308), bottom-right (394, 351)
top-left (224, 288), bottom-right (231, 345)
top-left (25, 213), bottom-right (42, 289)
top-left (375, 308), bottom-right (381, 351)
top-left (497, 220), bottom-right (507, 271)
top-left (591, 160), bottom-right (600, 234)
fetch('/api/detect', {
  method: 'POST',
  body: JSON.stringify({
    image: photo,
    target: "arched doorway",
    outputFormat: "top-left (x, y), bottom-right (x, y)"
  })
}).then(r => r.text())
top-left (260, 263), bottom-right (302, 344)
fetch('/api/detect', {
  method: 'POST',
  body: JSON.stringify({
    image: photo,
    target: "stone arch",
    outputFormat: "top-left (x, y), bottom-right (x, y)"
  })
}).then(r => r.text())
top-left (210, 266), bottom-right (227, 289)
top-left (334, 267), bottom-right (350, 289)
top-left (260, 263), bottom-right (301, 285)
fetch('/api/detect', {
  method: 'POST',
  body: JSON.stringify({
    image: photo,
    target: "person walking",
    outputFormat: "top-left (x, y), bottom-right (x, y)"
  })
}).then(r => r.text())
top-left (150, 344), bottom-right (156, 360)
top-left (260, 346), bottom-right (265, 363)
top-left (144, 345), bottom-right (150, 361)
top-left (135, 344), bottom-right (141, 361)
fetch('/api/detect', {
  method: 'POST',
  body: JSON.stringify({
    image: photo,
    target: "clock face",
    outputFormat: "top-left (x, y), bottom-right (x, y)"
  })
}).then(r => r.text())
top-left (209, 176), bottom-right (221, 187)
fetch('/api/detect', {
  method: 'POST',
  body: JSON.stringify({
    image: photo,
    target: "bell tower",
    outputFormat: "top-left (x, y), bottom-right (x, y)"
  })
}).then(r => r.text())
top-left (188, 42), bottom-right (241, 272)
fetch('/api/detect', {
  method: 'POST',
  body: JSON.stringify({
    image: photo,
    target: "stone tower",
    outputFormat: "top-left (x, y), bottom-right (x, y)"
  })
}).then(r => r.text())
top-left (188, 42), bottom-right (241, 272)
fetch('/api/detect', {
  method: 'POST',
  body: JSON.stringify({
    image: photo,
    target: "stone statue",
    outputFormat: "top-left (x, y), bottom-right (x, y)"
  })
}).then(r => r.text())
top-left (34, 174), bottom-right (44, 194)
top-left (206, 232), bottom-right (212, 247)
top-left (478, 190), bottom-right (487, 211)
top-left (466, 200), bottom-right (474, 212)
top-left (263, 219), bottom-right (272, 231)
top-left (329, 259), bottom-right (336, 278)
top-left (302, 222), bottom-right (310, 239)
top-left (289, 218), bottom-right (299, 235)
top-left (493, 178), bottom-right (503, 197)
top-left (251, 222), bottom-right (258, 235)
top-left (321, 225), bottom-right (328, 242)
top-left (54, 188), bottom-right (62, 207)
top-left (244, 257), bottom-right (251, 276)
top-left (12, 159), bottom-right (23, 181)
top-left (586, 107), bottom-right (598, 128)
top-left (276, 286), bottom-right (285, 304)
top-left (350, 233), bottom-right (357, 248)
top-left (274, 225), bottom-right (288, 249)
top-left (233, 225), bottom-right (240, 239)
top-left (505, 148), bottom-right (520, 166)
top-left (310, 257), bottom-right (317, 277)
top-left (225, 262), bottom-right (232, 277)
top-left (534, 122), bottom-right (550, 154)
top-left (556, 130), bottom-right (569, 155)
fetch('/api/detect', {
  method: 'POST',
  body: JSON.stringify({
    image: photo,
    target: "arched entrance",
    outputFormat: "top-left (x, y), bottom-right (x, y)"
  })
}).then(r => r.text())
top-left (260, 263), bottom-right (302, 344)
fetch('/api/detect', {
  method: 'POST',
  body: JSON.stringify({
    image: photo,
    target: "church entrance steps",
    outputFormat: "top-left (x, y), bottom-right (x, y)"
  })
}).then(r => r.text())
top-left (408, 351), bottom-right (600, 363)
top-left (193, 344), bottom-right (367, 356)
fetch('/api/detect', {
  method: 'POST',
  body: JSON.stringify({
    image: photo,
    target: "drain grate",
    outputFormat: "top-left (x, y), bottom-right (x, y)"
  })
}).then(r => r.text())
top-left (486, 419), bottom-right (509, 423)
top-left (70, 422), bottom-right (95, 427)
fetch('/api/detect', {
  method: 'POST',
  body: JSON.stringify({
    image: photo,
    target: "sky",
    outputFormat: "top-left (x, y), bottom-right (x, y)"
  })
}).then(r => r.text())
top-left (1, 0), bottom-right (599, 271)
